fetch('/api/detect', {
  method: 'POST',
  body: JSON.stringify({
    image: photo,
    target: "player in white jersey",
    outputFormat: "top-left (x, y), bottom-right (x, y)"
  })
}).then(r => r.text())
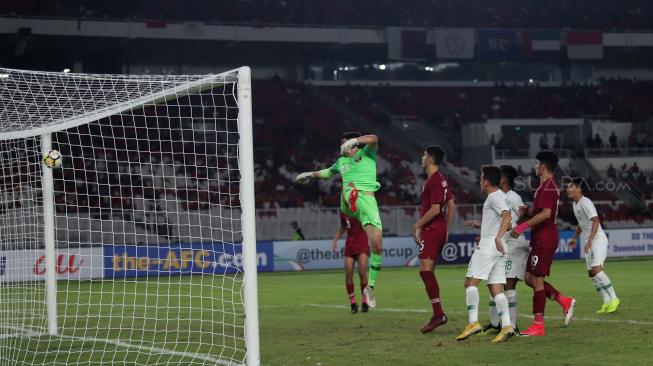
top-left (483, 165), bottom-right (530, 334)
top-left (566, 178), bottom-right (620, 313)
top-left (457, 166), bottom-right (515, 343)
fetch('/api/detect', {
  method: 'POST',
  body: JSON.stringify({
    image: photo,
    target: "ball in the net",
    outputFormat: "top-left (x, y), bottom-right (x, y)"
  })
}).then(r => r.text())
top-left (43, 150), bottom-right (62, 168)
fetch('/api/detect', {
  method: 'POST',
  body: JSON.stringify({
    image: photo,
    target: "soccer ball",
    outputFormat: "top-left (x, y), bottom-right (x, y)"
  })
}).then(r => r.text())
top-left (43, 150), bottom-right (62, 168)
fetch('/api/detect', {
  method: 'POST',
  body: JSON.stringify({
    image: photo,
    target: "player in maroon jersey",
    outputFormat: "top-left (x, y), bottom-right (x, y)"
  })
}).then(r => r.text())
top-left (332, 213), bottom-right (371, 313)
top-left (412, 146), bottom-right (455, 333)
top-left (510, 151), bottom-right (576, 336)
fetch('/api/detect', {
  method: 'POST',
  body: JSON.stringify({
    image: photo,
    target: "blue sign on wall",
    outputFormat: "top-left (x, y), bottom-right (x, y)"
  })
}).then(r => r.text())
top-left (104, 241), bottom-right (274, 278)
top-left (478, 30), bottom-right (519, 61)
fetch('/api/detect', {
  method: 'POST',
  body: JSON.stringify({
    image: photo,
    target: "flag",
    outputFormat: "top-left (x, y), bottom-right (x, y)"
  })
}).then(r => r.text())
top-left (388, 28), bottom-right (429, 60)
top-left (522, 31), bottom-right (560, 58)
top-left (478, 30), bottom-right (519, 61)
top-left (435, 28), bottom-right (475, 59)
top-left (566, 32), bottom-right (603, 59)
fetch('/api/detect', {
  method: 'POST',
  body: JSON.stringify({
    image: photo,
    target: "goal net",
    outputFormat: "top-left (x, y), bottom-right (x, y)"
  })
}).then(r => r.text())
top-left (0, 67), bottom-right (260, 365)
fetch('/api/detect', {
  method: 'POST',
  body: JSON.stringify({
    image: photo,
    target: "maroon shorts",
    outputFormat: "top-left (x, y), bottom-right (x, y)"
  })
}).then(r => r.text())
top-left (526, 246), bottom-right (557, 276)
top-left (418, 227), bottom-right (447, 261)
top-left (344, 244), bottom-right (370, 258)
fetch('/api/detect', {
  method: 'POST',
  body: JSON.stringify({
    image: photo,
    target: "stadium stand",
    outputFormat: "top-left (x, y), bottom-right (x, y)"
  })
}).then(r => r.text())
top-left (3, 0), bottom-right (653, 29)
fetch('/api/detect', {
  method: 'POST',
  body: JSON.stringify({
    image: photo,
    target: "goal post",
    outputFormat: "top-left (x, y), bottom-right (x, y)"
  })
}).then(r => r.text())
top-left (0, 66), bottom-right (260, 366)
top-left (40, 132), bottom-right (58, 336)
top-left (237, 67), bottom-right (261, 366)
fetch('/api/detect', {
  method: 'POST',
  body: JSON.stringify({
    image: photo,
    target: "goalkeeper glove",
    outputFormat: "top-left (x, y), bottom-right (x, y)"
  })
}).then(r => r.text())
top-left (296, 172), bottom-right (313, 184)
top-left (340, 138), bottom-right (359, 156)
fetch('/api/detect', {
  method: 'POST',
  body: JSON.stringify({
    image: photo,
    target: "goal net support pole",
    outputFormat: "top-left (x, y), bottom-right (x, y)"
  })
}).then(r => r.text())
top-left (40, 132), bottom-right (58, 336)
top-left (237, 67), bottom-right (260, 366)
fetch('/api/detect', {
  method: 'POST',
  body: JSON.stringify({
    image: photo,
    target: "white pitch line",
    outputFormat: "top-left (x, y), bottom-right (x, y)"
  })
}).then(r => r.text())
top-left (1, 324), bottom-right (241, 366)
top-left (303, 303), bottom-right (653, 326)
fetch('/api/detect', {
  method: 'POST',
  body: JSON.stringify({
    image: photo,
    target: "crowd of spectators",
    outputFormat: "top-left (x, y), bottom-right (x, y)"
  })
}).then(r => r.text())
top-left (329, 81), bottom-right (653, 142)
top-left (253, 80), bottom-right (476, 209)
top-left (3, 78), bottom-right (653, 236)
top-left (4, 0), bottom-right (653, 29)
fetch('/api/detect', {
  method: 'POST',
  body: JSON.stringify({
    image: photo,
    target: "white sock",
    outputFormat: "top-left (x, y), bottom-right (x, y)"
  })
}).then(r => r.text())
top-left (595, 271), bottom-right (617, 300)
top-left (591, 276), bottom-right (611, 304)
top-left (488, 294), bottom-right (500, 326)
top-left (505, 290), bottom-right (518, 328)
top-left (494, 293), bottom-right (512, 328)
top-left (466, 286), bottom-right (479, 324)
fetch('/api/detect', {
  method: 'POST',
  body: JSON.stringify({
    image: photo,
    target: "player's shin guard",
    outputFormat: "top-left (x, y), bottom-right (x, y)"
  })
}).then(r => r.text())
top-left (591, 276), bottom-right (611, 304)
top-left (368, 254), bottom-right (382, 288)
top-left (505, 290), bottom-right (518, 328)
top-left (466, 286), bottom-right (479, 324)
top-left (595, 271), bottom-right (617, 300)
top-left (533, 290), bottom-right (546, 323)
top-left (493, 293), bottom-right (512, 328)
top-left (488, 294), bottom-right (500, 327)
top-left (420, 271), bottom-right (444, 317)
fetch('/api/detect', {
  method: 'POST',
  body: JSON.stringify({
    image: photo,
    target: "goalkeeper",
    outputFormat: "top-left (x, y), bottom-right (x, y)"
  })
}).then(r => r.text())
top-left (296, 132), bottom-right (383, 308)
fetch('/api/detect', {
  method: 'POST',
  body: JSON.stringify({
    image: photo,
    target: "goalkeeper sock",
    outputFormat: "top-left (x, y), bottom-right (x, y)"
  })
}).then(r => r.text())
top-left (368, 254), bottom-right (382, 288)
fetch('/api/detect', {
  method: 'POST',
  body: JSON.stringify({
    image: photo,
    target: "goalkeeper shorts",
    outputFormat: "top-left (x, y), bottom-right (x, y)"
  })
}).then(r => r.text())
top-left (340, 185), bottom-right (382, 230)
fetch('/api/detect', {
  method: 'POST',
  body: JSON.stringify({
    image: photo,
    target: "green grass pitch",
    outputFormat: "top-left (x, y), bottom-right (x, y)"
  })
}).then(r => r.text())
top-left (2, 258), bottom-right (652, 365)
top-left (258, 258), bottom-right (653, 366)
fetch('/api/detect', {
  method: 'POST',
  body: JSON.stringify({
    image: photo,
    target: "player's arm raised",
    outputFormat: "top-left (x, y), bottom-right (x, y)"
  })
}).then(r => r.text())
top-left (510, 207), bottom-right (551, 238)
top-left (495, 210), bottom-right (511, 255)
top-left (358, 134), bottom-right (379, 151)
top-left (296, 167), bottom-right (337, 184)
top-left (341, 134), bottom-right (379, 155)
top-left (413, 203), bottom-right (441, 245)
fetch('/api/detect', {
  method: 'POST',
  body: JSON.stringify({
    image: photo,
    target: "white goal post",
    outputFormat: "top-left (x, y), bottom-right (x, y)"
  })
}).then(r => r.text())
top-left (0, 66), bottom-right (260, 366)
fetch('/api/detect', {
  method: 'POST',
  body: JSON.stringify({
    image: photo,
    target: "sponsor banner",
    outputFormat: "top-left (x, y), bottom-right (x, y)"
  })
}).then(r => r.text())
top-left (478, 30), bottom-right (519, 61)
top-left (521, 230), bottom-right (580, 260)
top-left (601, 229), bottom-right (653, 257)
top-left (555, 230), bottom-right (581, 259)
top-left (274, 237), bottom-right (417, 271)
top-left (104, 242), bottom-right (274, 278)
top-left (0, 248), bottom-right (104, 283)
top-left (435, 28), bottom-right (475, 59)
top-left (274, 231), bottom-right (581, 272)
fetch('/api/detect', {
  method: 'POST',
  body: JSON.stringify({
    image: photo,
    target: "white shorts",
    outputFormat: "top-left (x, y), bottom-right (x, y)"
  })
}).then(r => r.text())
top-left (466, 250), bottom-right (506, 285)
top-left (585, 235), bottom-right (608, 270)
top-left (505, 237), bottom-right (530, 280)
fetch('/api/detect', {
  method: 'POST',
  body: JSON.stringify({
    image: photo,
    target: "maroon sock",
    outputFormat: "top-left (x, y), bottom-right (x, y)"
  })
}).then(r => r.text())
top-left (544, 282), bottom-right (568, 305)
top-left (346, 283), bottom-right (356, 304)
top-left (419, 271), bottom-right (444, 317)
top-left (533, 290), bottom-right (546, 322)
top-left (360, 281), bottom-right (368, 303)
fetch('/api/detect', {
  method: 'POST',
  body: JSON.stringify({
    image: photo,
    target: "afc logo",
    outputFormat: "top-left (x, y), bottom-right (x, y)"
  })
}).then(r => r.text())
top-left (341, 163), bottom-right (350, 173)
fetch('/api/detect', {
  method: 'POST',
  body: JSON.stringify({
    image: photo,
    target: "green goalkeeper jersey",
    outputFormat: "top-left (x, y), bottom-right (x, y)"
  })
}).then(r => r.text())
top-left (329, 145), bottom-right (381, 192)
